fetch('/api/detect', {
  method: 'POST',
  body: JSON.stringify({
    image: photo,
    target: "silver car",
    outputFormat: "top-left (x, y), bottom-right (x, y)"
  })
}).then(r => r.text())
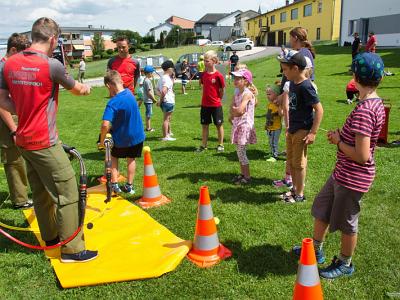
top-left (224, 38), bottom-right (254, 51)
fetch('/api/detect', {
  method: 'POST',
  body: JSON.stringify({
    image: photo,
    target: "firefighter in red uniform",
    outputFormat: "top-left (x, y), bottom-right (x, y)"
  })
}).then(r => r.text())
top-left (0, 17), bottom-right (98, 263)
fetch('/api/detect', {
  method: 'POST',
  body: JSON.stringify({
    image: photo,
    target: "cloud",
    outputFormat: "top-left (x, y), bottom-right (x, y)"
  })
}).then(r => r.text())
top-left (145, 15), bottom-right (156, 24)
top-left (0, 0), bottom-right (286, 37)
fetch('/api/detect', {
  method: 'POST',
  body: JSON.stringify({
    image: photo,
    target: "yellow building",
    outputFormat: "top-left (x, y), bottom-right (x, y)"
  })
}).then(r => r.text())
top-left (246, 0), bottom-right (341, 46)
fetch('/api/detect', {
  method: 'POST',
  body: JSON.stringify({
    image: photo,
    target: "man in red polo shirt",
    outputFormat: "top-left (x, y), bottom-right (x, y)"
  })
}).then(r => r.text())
top-left (107, 37), bottom-right (140, 94)
top-left (0, 17), bottom-right (97, 263)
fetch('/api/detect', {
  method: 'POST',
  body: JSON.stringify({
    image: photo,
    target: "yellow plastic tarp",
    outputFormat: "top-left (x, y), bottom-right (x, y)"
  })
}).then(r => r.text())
top-left (23, 186), bottom-right (191, 288)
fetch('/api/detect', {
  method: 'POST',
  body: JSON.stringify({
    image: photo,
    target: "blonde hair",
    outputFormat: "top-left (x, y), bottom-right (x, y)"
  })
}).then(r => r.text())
top-left (234, 63), bottom-right (248, 71)
top-left (204, 50), bottom-right (218, 63)
top-left (104, 70), bottom-right (122, 86)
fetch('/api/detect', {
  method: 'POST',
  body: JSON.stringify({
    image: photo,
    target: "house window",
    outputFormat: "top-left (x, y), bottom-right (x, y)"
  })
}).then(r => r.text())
top-left (291, 8), bottom-right (298, 20)
top-left (318, 1), bottom-right (322, 13)
top-left (259, 19), bottom-right (262, 28)
top-left (348, 20), bottom-right (357, 36)
top-left (271, 15), bottom-right (275, 25)
top-left (316, 28), bottom-right (321, 40)
top-left (280, 12), bottom-right (287, 23)
top-left (304, 4), bottom-right (312, 17)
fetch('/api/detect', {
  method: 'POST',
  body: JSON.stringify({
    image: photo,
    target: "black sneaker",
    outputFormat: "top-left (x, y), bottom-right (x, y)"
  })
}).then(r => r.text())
top-left (60, 250), bottom-right (98, 263)
top-left (195, 146), bottom-right (207, 153)
top-left (13, 199), bottom-right (33, 210)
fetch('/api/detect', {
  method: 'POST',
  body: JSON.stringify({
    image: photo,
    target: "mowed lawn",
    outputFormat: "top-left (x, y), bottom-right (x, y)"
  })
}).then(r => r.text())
top-left (0, 45), bottom-right (399, 299)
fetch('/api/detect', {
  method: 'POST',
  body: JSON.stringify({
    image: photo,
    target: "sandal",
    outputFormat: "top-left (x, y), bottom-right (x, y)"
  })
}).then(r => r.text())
top-left (234, 177), bottom-right (251, 185)
top-left (231, 174), bottom-right (244, 183)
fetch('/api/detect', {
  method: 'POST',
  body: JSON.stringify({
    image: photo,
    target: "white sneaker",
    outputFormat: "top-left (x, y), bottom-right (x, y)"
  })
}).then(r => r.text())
top-left (161, 137), bottom-right (176, 141)
top-left (347, 99), bottom-right (353, 104)
top-left (168, 132), bottom-right (174, 137)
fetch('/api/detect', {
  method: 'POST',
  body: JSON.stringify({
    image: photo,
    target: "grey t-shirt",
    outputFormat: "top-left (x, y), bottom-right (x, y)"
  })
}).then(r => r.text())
top-left (142, 77), bottom-right (154, 104)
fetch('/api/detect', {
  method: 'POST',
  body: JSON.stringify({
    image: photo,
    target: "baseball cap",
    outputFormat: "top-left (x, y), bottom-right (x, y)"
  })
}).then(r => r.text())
top-left (230, 69), bottom-right (253, 83)
top-left (161, 60), bottom-right (174, 71)
top-left (276, 49), bottom-right (307, 69)
top-left (144, 65), bottom-right (155, 73)
top-left (266, 84), bottom-right (280, 95)
top-left (352, 52), bottom-right (384, 81)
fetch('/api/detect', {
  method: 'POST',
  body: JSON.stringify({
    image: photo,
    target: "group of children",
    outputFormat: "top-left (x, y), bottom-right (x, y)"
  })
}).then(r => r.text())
top-left (98, 42), bottom-right (386, 280)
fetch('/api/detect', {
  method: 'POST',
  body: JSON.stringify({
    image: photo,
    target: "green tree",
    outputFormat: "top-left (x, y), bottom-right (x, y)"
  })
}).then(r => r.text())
top-left (165, 25), bottom-right (181, 47)
top-left (92, 33), bottom-right (104, 56)
top-left (112, 30), bottom-right (142, 47)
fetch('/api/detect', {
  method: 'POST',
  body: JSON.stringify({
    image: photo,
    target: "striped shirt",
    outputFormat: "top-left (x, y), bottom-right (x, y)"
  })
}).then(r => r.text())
top-left (333, 98), bottom-right (385, 193)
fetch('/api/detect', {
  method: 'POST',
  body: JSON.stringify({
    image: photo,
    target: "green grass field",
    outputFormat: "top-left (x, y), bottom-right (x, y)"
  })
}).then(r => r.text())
top-left (0, 45), bottom-right (399, 299)
top-left (68, 45), bottom-right (220, 79)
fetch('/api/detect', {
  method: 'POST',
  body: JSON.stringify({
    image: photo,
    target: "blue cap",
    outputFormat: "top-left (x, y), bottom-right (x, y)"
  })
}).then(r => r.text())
top-left (352, 52), bottom-right (384, 81)
top-left (144, 65), bottom-right (155, 73)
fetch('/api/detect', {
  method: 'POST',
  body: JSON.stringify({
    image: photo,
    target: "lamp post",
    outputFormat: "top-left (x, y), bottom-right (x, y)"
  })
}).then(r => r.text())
top-left (176, 28), bottom-right (180, 46)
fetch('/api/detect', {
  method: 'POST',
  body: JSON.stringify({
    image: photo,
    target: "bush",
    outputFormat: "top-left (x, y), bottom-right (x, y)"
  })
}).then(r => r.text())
top-left (101, 52), bottom-right (111, 59)
top-left (85, 57), bottom-right (93, 62)
top-left (106, 49), bottom-right (114, 55)
top-left (69, 59), bottom-right (80, 64)
top-left (93, 55), bottom-right (101, 60)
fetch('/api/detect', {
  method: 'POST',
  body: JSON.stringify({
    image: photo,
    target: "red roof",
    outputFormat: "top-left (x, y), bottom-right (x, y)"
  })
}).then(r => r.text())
top-left (166, 16), bottom-right (195, 29)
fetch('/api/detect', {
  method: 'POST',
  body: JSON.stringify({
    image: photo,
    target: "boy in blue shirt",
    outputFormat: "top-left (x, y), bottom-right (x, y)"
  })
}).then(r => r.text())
top-left (99, 70), bottom-right (145, 194)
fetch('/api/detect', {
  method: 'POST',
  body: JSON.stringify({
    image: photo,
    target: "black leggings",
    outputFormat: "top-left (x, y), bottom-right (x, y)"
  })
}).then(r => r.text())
top-left (346, 91), bottom-right (358, 100)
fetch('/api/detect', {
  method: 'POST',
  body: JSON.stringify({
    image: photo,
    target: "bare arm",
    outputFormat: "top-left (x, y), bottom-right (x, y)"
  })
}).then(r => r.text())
top-left (303, 102), bottom-right (324, 145)
top-left (218, 88), bottom-right (224, 100)
top-left (99, 120), bottom-right (111, 146)
top-left (328, 131), bottom-right (371, 164)
top-left (0, 108), bottom-right (17, 132)
top-left (0, 89), bottom-right (16, 114)
top-left (231, 93), bottom-right (252, 117)
top-left (69, 81), bottom-right (91, 96)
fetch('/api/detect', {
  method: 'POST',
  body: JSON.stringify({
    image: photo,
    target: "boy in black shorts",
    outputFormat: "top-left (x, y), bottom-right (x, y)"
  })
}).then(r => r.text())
top-left (196, 50), bottom-right (225, 152)
top-left (100, 70), bottom-right (145, 194)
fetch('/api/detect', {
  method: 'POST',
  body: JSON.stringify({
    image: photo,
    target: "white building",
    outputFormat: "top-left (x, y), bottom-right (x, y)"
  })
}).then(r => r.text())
top-left (339, 0), bottom-right (400, 47)
top-left (148, 23), bottom-right (173, 42)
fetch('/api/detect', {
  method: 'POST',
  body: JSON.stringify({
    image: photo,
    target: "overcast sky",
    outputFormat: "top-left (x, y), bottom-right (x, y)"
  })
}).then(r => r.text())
top-left (0, 0), bottom-right (286, 38)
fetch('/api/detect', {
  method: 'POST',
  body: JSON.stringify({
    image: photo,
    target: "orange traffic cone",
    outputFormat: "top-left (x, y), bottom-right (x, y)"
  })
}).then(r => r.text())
top-left (137, 146), bottom-right (170, 208)
top-left (187, 186), bottom-right (232, 268)
top-left (293, 238), bottom-right (323, 300)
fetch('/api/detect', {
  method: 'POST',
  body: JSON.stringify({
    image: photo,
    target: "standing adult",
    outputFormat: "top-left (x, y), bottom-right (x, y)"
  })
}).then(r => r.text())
top-left (229, 51), bottom-right (239, 73)
top-left (0, 17), bottom-right (97, 262)
top-left (107, 37), bottom-right (140, 94)
top-left (0, 33), bottom-right (32, 209)
top-left (365, 32), bottom-right (377, 53)
top-left (351, 32), bottom-right (361, 59)
top-left (78, 57), bottom-right (86, 83)
top-left (289, 27), bottom-right (316, 81)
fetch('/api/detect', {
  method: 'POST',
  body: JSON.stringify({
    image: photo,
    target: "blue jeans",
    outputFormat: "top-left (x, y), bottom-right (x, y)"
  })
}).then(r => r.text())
top-left (144, 103), bottom-right (153, 118)
top-left (160, 102), bottom-right (174, 113)
top-left (267, 129), bottom-right (281, 157)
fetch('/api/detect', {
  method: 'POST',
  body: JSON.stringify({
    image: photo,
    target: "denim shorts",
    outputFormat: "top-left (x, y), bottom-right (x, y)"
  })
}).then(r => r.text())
top-left (144, 103), bottom-right (153, 118)
top-left (161, 102), bottom-right (175, 113)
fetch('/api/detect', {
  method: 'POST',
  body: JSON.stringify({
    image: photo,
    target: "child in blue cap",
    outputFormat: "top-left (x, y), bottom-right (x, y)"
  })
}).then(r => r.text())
top-left (143, 65), bottom-right (157, 132)
top-left (292, 52), bottom-right (386, 279)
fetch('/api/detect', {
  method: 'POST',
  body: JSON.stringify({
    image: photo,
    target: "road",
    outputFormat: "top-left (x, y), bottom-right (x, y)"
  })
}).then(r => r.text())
top-left (83, 46), bottom-right (281, 88)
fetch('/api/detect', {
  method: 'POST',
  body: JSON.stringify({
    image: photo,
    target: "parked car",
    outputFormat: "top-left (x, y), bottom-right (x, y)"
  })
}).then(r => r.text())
top-left (224, 38), bottom-right (254, 51)
top-left (174, 52), bottom-right (203, 79)
top-left (196, 39), bottom-right (211, 46)
top-left (211, 41), bottom-right (224, 46)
